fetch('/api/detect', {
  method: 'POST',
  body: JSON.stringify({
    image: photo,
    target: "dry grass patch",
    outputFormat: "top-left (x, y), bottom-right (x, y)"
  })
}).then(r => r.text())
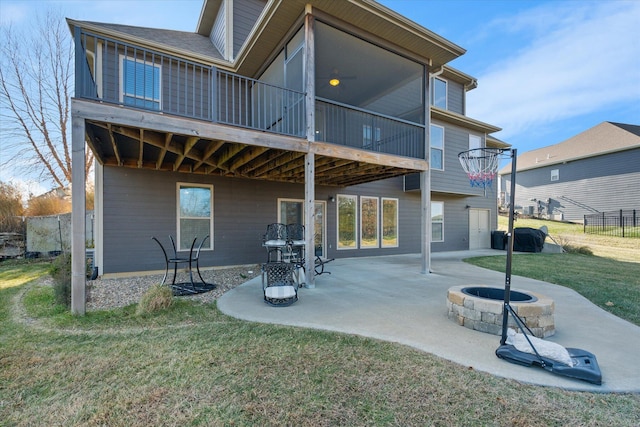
top-left (136, 284), bottom-right (174, 315)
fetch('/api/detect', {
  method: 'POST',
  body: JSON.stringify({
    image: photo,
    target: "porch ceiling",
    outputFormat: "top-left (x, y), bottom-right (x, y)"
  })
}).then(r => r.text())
top-left (84, 120), bottom-right (420, 188)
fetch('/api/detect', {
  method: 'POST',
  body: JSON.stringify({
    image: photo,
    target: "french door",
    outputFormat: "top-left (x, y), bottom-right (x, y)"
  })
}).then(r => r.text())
top-left (278, 199), bottom-right (327, 258)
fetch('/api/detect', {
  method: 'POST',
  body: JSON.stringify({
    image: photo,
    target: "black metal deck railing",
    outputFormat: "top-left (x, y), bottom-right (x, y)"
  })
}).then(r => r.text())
top-left (74, 28), bottom-right (426, 159)
top-left (74, 28), bottom-right (306, 138)
top-left (315, 99), bottom-right (425, 159)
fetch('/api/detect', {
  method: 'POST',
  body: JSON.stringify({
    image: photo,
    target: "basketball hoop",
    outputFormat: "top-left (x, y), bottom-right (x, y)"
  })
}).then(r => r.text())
top-left (458, 147), bottom-right (504, 188)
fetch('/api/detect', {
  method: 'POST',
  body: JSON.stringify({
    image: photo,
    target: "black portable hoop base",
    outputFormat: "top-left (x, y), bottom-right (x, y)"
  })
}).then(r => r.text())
top-left (459, 147), bottom-right (602, 385)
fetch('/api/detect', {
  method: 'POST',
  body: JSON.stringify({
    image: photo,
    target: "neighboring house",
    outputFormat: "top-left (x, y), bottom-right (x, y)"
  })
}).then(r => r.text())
top-left (499, 122), bottom-right (640, 222)
top-left (67, 0), bottom-right (505, 312)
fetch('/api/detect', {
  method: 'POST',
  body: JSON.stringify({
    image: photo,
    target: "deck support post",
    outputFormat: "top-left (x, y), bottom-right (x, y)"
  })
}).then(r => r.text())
top-left (71, 115), bottom-right (86, 315)
top-left (421, 171), bottom-right (431, 274)
top-left (304, 9), bottom-right (316, 288)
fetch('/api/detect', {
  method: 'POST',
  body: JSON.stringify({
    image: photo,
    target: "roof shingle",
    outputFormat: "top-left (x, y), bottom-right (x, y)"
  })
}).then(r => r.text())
top-left (501, 121), bottom-right (640, 173)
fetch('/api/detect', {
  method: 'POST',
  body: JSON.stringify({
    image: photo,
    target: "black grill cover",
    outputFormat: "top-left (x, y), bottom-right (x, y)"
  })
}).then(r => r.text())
top-left (513, 228), bottom-right (546, 252)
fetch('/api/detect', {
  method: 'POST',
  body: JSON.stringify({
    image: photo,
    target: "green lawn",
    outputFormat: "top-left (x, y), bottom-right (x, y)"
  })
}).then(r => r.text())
top-left (498, 216), bottom-right (640, 263)
top-left (467, 216), bottom-right (640, 326)
top-left (466, 253), bottom-right (640, 326)
top-left (2, 247), bottom-right (640, 425)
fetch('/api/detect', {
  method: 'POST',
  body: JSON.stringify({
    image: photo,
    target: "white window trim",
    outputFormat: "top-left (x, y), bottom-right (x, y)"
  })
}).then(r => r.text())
top-left (551, 169), bottom-right (559, 181)
top-left (381, 197), bottom-right (399, 248)
top-left (432, 77), bottom-right (447, 109)
top-left (119, 54), bottom-right (162, 109)
top-left (337, 194), bottom-right (358, 250)
top-left (469, 134), bottom-right (482, 150)
top-left (431, 201), bottom-right (444, 243)
top-left (430, 124), bottom-right (445, 171)
top-left (277, 198), bottom-right (304, 224)
top-left (176, 183), bottom-right (213, 252)
top-left (360, 196), bottom-right (379, 249)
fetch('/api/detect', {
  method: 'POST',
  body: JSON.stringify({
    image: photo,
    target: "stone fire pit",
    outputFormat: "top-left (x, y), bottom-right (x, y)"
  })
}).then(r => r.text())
top-left (447, 285), bottom-right (555, 338)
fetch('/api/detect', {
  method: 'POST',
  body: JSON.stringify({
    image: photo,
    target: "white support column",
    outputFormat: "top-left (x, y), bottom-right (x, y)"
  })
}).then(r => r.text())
top-left (422, 66), bottom-right (432, 274)
top-left (304, 9), bottom-right (316, 288)
top-left (421, 171), bottom-right (431, 274)
top-left (71, 116), bottom-right (86, 315)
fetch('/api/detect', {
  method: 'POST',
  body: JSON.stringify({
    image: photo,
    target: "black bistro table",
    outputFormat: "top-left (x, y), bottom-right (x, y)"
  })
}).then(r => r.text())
top-left (151, 235), bottom-right (216, 296)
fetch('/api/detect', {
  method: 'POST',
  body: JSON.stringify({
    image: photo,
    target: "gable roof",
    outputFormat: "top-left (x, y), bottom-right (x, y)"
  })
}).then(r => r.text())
top-left (67, 20), bottom-right (225, 64)
top-left (500, 122), bottom-right (640, 174)
top-left (198, 0), bottom-right (466, 76)
top-left (70, 1), bottom-right (469, 80)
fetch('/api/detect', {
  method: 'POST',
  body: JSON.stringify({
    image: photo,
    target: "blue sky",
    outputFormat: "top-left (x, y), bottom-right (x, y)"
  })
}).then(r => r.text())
top-left (1, 0), bottom-right (639, 194)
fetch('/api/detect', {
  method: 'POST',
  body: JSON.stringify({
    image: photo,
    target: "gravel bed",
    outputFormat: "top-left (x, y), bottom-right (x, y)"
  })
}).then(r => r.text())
top-left (86, 265), bottom-right (261, 311)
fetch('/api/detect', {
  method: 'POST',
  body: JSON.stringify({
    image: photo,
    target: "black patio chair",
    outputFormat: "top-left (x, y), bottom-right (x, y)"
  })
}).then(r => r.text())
top-left (262, 223), bottom-right (287, 262)
top-left (262, 262), bottom-right (299, 306)
top-left (286, 223), bottom-right (305, 263)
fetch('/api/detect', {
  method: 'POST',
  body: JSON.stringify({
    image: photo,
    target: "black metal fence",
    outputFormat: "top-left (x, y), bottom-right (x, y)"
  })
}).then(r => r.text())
top-left (584, 209), bottom-right (639, 238)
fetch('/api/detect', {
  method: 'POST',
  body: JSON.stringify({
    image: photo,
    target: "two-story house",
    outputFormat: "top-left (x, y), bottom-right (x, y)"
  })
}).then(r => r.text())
top-left (67, 0), bottom-right (506, 313)
top-left (499, 121), bottom-right (639, 222)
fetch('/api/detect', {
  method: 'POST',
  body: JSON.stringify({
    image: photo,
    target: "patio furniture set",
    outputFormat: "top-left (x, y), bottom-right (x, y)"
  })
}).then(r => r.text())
top-left (261, 223), bottom-right (334, 307)
top-left (151, 224), bottom-right (333, 304)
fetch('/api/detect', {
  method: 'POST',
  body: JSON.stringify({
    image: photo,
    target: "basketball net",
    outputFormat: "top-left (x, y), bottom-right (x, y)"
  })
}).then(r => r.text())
top-left (458, 148), bottom-right (502, 189)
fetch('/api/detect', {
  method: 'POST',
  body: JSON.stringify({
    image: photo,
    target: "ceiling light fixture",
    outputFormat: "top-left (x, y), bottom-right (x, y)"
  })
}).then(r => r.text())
top-left (329, 78), bottom-right (340, 87)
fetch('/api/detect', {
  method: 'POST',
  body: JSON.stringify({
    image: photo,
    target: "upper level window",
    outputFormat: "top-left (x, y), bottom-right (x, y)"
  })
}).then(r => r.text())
top-left (177, 184), bottom-right (213, 251)
top-left (551, 169), bottom-right (559, 181)
top-left (120, 56), bottom-right (161, 110)
top-left (469, 134), bottom-right (482, 150)
top-left (430, 124), bottom-right (444, 170)
top-left (432, 77), bottom-right (447, 109)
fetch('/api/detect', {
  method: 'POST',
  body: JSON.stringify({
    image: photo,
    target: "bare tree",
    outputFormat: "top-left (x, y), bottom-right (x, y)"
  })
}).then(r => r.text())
top-left (0, 10), bottom-right (93, 190)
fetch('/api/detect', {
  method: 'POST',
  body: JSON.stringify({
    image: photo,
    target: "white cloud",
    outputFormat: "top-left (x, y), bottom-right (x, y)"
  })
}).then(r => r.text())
top-left (468, 1), bottom-right (640, 139)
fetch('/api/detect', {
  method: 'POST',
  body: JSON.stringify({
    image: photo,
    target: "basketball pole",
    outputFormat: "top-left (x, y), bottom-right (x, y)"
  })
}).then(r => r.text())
top-left (500, 148), bottom-right (517, 345)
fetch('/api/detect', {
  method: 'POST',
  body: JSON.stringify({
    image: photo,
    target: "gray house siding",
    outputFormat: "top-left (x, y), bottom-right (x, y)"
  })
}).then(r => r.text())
top-left (102, 167), bottom-right (427, 274)
top-left (99, 43), bottom-right (214, 120)
top-left (211, 5), bottom-right (227, 58)
top-left (233, 0), bottom-right (266, 58)
top-left (433, 195), bottom-right (497, 251)
top-left (502, 148), bottom-right (640, 221)
top-left (430, 121), bottom-right (493, 199)
top-left (447, 80), bottom-right (464, 115)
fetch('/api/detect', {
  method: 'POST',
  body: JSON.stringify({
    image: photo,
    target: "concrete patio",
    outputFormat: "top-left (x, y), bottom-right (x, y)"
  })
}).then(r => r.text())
top-left (218, 250), bottom-right (640, 393)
